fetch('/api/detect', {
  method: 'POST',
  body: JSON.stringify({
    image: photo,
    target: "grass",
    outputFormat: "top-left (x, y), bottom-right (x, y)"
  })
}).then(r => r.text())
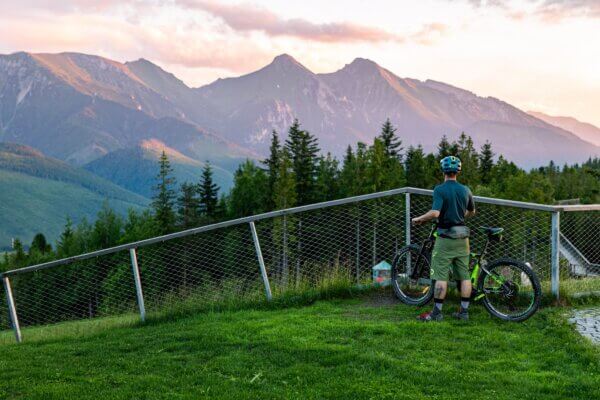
top-left (0, 289), bottom-right (599, 400)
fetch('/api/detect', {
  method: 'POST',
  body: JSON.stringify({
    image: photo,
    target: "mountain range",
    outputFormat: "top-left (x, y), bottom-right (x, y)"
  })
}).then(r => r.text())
top-left (527, 111), bottom-right (600, 148)
top-left (0, 50), bottom-right (599, 246)
top-left (1, 52), bottom-right (598, 168)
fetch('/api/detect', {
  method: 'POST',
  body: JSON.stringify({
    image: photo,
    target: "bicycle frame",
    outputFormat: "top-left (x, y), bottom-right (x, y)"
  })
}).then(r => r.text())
top-left (416, 223), bottom-right (504, 300)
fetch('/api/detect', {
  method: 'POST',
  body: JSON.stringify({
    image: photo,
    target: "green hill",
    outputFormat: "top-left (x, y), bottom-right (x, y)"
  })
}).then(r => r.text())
top-left (0, 143), bottom-right (148, 250)
top-left (84, 141), bottom-right (236, 198)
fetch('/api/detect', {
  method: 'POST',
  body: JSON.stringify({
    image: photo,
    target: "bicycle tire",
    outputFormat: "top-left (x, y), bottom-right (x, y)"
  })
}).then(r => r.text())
top-left (391, 245), bottom-right (434, 306)
top-left (477, 258), bottom-right (542, 322)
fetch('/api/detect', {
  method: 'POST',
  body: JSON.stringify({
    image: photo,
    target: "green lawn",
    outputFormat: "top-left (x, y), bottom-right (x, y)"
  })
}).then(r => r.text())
top-left (0, 293), bottom-right (599, 400)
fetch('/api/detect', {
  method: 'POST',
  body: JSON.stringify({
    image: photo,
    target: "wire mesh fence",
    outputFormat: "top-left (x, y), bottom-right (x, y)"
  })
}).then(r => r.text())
top-left (1, 187), bottom-right (599, 341)
top-left (559, 210), bottom-right (600, 296)
top-left (8, 250), bottom-right (135, 328)
top-left (256, 195), bottom-right (407, 293)
top-left (410, 193), bottom-right (553, 284)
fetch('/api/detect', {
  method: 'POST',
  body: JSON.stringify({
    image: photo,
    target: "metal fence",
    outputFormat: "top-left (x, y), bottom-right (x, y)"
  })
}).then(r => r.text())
top-left (1, 187), bottom-right (599, 342)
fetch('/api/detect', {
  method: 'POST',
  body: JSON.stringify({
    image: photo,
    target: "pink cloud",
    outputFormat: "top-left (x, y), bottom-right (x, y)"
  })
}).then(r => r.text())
top-left (463, 0), bottom-right (600, 21)
top-left (0, 10), bottom-right (271, 73)
top-left (177, 0), bottom-right (406, 43)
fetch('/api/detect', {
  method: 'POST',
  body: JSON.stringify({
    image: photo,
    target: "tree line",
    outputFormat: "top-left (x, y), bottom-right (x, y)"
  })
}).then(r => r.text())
top-left (2, 118), bottom-right (599, 272)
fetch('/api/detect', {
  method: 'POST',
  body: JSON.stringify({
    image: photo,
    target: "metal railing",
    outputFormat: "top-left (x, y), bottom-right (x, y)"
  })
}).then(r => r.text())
top-left (1, 187), bottom-right (599, 342)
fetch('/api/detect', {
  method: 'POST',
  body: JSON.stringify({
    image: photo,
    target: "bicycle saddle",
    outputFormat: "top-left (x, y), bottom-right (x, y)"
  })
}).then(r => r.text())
top-left (478, 227), bottom-right (504, 236)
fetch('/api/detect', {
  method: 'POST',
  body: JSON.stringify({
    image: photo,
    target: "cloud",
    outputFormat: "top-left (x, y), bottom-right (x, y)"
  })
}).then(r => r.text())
top-left (534, 0), bottom-right (600, 21)
top-left (461, 0), bottom-right (600, 21)
top-left (0, 7), bottom-right (272, 74)
top-left (176, 0), bottom-right (412, 43)
top-left (410, 23), bottom-right (448, 45)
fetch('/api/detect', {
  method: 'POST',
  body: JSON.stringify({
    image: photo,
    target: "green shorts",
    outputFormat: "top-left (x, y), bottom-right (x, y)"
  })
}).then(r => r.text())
top-left (430, 237), bottom-right (470, 281)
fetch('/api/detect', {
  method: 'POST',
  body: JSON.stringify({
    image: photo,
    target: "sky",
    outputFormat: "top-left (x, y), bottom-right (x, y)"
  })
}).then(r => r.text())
top-left (1, 0), bottom-right (599, 126)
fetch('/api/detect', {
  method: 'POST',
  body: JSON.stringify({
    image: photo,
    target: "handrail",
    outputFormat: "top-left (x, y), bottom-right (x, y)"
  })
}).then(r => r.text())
top-left (2, 186), bottom-right (598, 277)
top-left (559, 232), bottom-right (600, 268)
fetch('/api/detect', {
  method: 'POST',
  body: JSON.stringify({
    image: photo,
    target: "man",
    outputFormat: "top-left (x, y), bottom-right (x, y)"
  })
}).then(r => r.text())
top-left (411, 156), bottom-right (476, 321)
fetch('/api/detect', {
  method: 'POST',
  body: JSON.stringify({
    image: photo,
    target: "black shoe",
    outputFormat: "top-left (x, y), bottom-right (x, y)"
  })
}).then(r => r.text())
top-left (452, 308), bottom-right (469, 321)
top-left (417, 310), bottom-right (443, 322)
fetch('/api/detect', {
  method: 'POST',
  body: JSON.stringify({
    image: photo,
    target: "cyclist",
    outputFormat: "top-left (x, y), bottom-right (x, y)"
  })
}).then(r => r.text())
top-left (411, 156), bottom-right (476, 321)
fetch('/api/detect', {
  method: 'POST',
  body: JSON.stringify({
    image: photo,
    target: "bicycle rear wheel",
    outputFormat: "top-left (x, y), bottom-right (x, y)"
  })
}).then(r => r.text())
top-left (391, 245), bottom-right (434, 306)
top-left (477, 258), bottom-right (541, 322)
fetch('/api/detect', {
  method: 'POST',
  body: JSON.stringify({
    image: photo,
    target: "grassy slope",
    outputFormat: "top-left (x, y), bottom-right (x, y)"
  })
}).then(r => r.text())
top-left (0, 170), bottom-right (146, 248)
top-left (83, 146), bottom-right (236, 198)
top-left (0, 296), bottom-right (598, 400)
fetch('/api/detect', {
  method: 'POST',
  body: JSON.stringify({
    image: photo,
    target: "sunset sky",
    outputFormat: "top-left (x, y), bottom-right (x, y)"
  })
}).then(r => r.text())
top-left (1, 0), bottom-right (599, 126)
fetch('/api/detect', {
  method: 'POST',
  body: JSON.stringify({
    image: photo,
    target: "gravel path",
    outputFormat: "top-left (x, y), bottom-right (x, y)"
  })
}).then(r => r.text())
top-left (569, 309), bottom-right (600, 344)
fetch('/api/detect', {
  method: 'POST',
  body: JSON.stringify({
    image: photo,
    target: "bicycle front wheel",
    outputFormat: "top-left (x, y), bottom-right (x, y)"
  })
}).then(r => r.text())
top-left (477, 258), bottom-right (542, 322)
top-left (391, 245), bottom-right (434, 306)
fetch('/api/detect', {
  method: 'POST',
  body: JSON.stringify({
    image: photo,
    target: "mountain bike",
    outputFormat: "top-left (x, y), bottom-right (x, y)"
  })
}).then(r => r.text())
top-left (391, 222), bottom-right (542, 322)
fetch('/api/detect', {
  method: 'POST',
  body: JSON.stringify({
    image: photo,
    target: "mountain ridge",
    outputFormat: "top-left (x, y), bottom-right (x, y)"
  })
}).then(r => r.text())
top-left (1, 51), bottom-right (598, 169)
top-left (528, 111), bottom-right (600, 147)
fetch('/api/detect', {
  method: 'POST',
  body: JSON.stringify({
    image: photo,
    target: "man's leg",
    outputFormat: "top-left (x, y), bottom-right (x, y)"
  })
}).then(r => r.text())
top-left (417, 238), bottom-right (451, 322)
top-left (452, 239), bottom-right (472, 320)
top-left (432, 279), bottom-right (448, 313)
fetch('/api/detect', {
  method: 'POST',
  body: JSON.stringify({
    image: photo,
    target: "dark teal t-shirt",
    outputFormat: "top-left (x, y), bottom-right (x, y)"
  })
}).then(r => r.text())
top-left (431, 181), bottom-right (475, 229)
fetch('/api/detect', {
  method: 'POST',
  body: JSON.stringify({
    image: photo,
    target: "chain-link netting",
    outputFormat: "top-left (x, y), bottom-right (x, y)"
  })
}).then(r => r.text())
top-left (8, 250), bottom-right (135, 328)
top-left (136, 223), bottom-right (265, 312)
top-left (255, 195), bottom-right (407, 293)
top-left (410, 193), bottom-right (553, 287)
top-left (1, 189), bottom-right (598, 338)
top-left (0, 288), bottom-right (8, 330)
top-left (559, 210), bottom-right (600, 296)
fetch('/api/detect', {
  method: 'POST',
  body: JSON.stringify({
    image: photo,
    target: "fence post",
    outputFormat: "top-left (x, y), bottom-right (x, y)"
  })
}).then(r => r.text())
top-left (249, 221), bottom-right (272, 301)
top-left (405, 192), bottom-right (412, 270)
top-left (3, 276), bottom-right (22, 343)
top-left (356, 210), bottom-right (360, 283)
top-left (129, 248), bottom-right (146, 322)
top-left (405, 192), bottom-right (411, 246)
top-left (551, 211), bottom-right (560, 299)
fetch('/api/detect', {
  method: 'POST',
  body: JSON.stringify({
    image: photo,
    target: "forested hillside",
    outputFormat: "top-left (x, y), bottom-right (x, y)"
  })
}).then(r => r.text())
top-left (2, 119), bottom-right (597, 273)
top-left (0, 143), bottom-right (148, 249)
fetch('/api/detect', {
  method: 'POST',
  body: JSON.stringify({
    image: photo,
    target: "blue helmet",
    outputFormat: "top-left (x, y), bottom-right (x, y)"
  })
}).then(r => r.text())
top-left (440, 156), bottom-right (462, 173)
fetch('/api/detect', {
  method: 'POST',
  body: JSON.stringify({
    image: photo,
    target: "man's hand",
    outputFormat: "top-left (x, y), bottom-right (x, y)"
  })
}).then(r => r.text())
top-left (412, 217), bottom-right (425, 226)
top-left (412, 210), bottom-right (440, 226)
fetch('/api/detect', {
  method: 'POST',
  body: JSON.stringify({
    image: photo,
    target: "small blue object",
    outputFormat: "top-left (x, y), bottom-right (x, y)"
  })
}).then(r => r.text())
top-left (372, 261), bottom-right (392, 286)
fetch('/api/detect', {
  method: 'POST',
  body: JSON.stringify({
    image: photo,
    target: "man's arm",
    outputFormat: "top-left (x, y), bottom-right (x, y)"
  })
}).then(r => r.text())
top-left (412, 209), bottom-right (440, 225)
top-left (465, 190), bottom-right (476, 218)
top-left (412, 187), bottom-right (442, 225)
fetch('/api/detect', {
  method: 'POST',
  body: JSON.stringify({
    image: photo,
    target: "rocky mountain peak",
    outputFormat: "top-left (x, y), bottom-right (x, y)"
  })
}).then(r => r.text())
top-left (264, 53), bottom-right (313, 75)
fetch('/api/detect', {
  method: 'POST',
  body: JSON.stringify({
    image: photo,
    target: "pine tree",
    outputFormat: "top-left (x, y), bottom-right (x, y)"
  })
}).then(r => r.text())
top-left (177, 182), bottom-right (201, 228)
top-left (456, 132), bottom-right (480, 187)
top-left (378, 118), bottom-right (403, 159)
top-left (285, 119), bottom-right (320, 205)
top-left (229, 160), bottom-right (269, 217)
top-left (274, 149), bottom-right (297, 209)
top-left (315, 152), bottom-right (339, 201)
top-left (198, 161), bottom-right (220, 219)
top-left (354, 142), bottom-right (369, 194)
top-left (367, 138), bottom-right (388, 192)
top-left (92, 201), bottom-right (123, 249)
top-left (30, 233), bottom-right (51, 254)
top-left (405, 145), bottom-right (431, 188)
top-left (263, 131), bottom-right (281, 209)
top-left (151, 151), bottom-right (177, 234)
top-left (11, 238), bottom-right (26, 268)
top-left (479, 141), bottom-right (495, 185)
top-left (437, 135), bottom-right (454, 160)
top-left (339, 145), bottom-right (357, 197)
top-left (57, 217), bottom-right (77, 258)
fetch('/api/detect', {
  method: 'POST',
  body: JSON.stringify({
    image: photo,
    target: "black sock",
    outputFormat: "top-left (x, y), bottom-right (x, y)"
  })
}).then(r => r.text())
top-left (433, 298), bottom-right (444, 313)
top-left (460, 297), bottom-right (470, 311)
